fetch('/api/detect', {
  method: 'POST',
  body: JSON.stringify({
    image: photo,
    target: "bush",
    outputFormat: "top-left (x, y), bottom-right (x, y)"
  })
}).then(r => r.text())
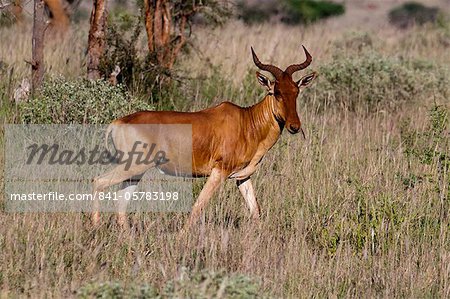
top-left (77, 269), bottom-right (263, 298)
top-left (305, 51), bottom-right (450, 112)
top-left (389, 2), bottom-right (440, 29)
top-left (400, 105), bottom-right (450, 199)
top-left (281, 0), bottom-right (345, 24)
top-left (401, 105), bottom-right (449, 168)
top-left (237, 0), bottom-right (345, 25)
top-left (100, 13), bottom-right (151, 95)
top-left (77, 281), bottom-right (158, 298)
top-left (162, 268), bottom-right (262, 298)
top-left (18, 77), bottom-right (153, 124)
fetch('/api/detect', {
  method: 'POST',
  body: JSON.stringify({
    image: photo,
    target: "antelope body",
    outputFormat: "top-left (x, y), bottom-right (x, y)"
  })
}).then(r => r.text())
top-left (92, 46), bottom-right (317, 227)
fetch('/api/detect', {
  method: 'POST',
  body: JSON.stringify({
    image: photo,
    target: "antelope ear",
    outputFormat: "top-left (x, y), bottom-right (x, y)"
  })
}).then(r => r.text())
top-left (297, 72), bottom-right (317, 88)
top-left (256, 71), bottom-right (271, 89)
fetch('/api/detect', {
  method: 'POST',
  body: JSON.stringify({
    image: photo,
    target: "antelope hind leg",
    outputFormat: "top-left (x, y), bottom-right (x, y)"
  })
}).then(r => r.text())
top-left (92, 164), bottom-right (148, 226)
top-left (116, 174), bottom-right (144, 226)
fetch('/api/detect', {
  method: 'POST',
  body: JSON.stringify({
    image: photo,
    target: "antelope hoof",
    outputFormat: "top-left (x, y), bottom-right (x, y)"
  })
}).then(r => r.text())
top-left (92, 212), bottom-right (100, 226)
top-left (252, 213), bottom-right (261, 222)
top-left (117, 214), bottom-right (128, 228)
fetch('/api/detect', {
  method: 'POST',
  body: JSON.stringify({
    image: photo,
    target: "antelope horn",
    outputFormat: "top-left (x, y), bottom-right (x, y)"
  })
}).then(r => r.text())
top-left (251, 47), bottom-right (283, 80)
top-left (285, 45), bottom-right (312, 76)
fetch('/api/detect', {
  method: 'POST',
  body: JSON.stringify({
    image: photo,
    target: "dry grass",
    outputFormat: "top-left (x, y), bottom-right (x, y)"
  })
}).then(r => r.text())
top-left (180, 20), bottom-right (450, 86)
top-left (1, 6), bottom-right (450, 298)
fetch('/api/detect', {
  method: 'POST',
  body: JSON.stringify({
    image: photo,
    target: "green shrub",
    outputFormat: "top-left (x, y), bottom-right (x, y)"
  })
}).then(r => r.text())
top-left (18, 77), bottom-right (153, 124)
top-left (162, 268), bottom-right (262, 298)
top-left (236, 0), bottom-right (344, 25)
top-left (400, 104), bottom-right (450, 204)
top-left (100, 14), bottom-right (149, 94)
top-left (282, 0), bottom-right (345, 24)
top-left (401, 105), bottom-right (449, 169)
top-left (77, 281), bottom-right (158, 298)
top-left (389, 2), bottom-right (440, 29)
top-left (77, 269), bottom-right (263, 298)
top-left (304, 51), bottom-right (450, 112)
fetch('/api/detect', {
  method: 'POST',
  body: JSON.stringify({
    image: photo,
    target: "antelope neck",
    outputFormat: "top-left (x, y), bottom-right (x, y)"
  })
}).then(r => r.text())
top-left (243, 94), bottom-right (284, 141)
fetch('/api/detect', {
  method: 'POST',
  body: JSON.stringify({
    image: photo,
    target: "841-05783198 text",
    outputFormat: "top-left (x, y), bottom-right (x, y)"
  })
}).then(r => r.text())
top-left (96, 191), bottom-right (179, 201)
top-left (9, 191), bottom-right (179, 202)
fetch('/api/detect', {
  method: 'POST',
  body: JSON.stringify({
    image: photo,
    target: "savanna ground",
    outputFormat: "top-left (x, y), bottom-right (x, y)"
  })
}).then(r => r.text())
top-left (1, 0), bottom-right (450, 297)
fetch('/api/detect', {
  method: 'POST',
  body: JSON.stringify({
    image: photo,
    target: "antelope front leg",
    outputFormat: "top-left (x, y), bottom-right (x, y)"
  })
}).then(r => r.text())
top-left (186, 168), bottom-right (227, 228)
top-left (237, 178), bottom-right (260, 220)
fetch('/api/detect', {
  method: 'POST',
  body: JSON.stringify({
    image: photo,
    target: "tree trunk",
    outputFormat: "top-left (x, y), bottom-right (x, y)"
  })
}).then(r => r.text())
top-left (144, 0), bottom-right (183, 70)
top-left (144, 0), bottom-right (154, 52)
top-left (87, 0), bottom-right (107, 80)
top-left (32, 0), bottom-right (46, 93)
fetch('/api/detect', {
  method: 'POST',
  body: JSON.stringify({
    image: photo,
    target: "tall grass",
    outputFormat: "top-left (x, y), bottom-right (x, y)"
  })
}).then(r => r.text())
top-left (1, 17), bottom-right (450, 298)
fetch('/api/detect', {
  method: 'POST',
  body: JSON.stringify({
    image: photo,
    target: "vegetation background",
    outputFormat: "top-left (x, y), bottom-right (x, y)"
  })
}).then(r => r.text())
top-left (0, 0), bottom-right (449, 297)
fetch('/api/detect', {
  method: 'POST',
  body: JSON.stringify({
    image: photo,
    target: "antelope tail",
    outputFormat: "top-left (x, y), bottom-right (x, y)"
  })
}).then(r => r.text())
top-left (104, 123), bottom-right (114, 153)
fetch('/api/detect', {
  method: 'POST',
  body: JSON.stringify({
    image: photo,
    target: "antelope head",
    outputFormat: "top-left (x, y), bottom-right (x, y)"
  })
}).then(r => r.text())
top-left (252, 45), bottom-right (317, 134)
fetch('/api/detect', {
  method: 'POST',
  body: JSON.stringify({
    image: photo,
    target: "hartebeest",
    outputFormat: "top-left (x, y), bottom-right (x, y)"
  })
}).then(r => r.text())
top-left (92, 45), bottom-right (317, 227)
